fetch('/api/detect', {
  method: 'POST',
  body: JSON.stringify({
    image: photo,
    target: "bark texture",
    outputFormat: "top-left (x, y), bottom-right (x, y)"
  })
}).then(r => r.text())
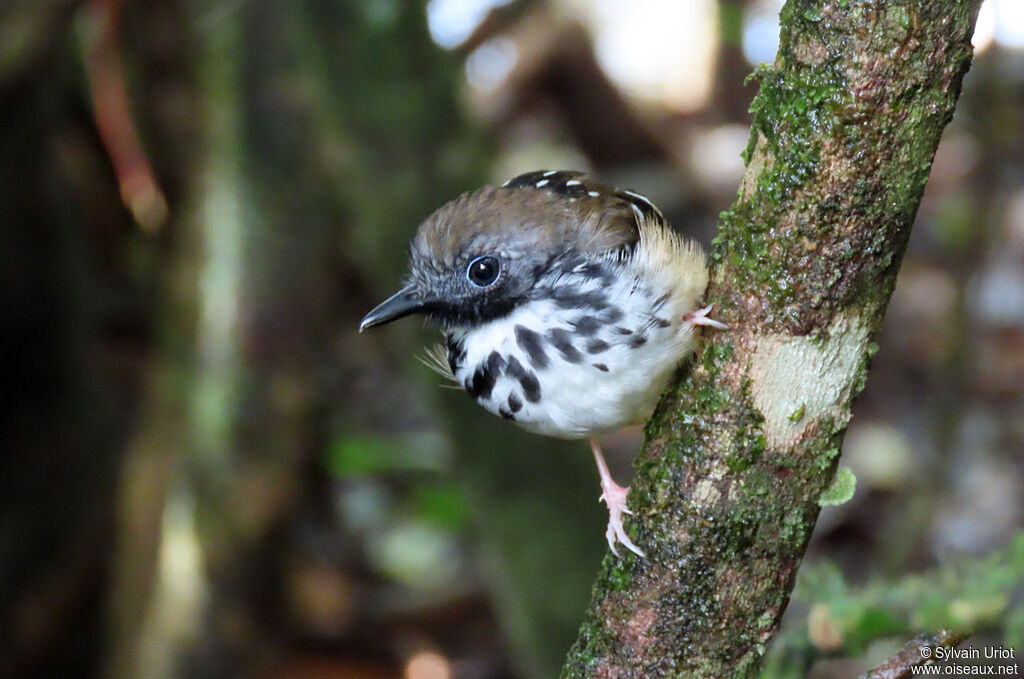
top-left (561, 2), bottom-right (981, 677)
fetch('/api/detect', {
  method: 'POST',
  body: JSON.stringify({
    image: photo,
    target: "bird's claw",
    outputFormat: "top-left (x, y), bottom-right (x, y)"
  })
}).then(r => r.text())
top-left (685, 304), bottom-right (728, 330)
top-left (598, 492), bottom-right (632, 514)
top-left (600, 481), bottom-right (646, 558)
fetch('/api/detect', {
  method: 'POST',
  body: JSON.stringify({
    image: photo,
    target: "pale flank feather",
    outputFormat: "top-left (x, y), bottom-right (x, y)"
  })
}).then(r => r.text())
top-left (417, 342), bottom-right (458, 384)
top-left (635, 213), bottom-right (709, 331)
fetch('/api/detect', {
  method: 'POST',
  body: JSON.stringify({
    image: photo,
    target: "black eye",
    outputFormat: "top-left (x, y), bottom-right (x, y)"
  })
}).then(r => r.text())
top-left (466, 255), bottom-right (501, 288)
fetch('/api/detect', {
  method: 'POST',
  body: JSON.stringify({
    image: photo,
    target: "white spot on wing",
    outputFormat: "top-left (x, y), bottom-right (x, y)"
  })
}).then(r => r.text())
top-left (536, 179), bottom-right (549, 187)
top-left (588, 190), bottom-right (600, 197)
top-left (565, 179), bottom-right (581, 186)
top-left (622, 189), bottom-right (652, 205)
top-left (543, 170), bottom-right (557, 176)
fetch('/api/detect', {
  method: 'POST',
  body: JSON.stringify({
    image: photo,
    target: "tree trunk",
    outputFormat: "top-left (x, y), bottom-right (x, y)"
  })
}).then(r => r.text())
top-left (561, 1), bottom-right (982, 677)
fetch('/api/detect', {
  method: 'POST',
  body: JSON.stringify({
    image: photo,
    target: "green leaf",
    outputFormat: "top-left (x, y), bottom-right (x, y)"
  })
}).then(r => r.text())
top-left (819, 466), bottom-right (857, 506)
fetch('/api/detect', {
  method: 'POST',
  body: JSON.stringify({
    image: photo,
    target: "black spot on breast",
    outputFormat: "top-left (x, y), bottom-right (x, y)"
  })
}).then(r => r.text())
top-left (464, 355), bottom-right (501, 400)
top-left (498, 406), bottom-right (516, 421)
top-left (548, 328), bottom-right (584, 364)
top-left (446, 336), bottom-right (467, 374)
top-left (654, 317), bottom-right (671, 328)
top-left (487, 351), bottom-right (506, 374)
top-left (593, 363), bottom-right (609, 372)
top-left (505, 355), bottom-right (541, 403)
top-left (629, 334), bottom-right (648, 348)
top-left (520, 375), bottom-right (541, 403)
top-left (601, 307), bottom-right (624, 324)
top-left (652, 292), bottom-right (670, 310)
top-left (573, 315), bottom-right (602, 336)
top-left (507, 392), bottom-right (522, 413)
top-left (515, 325), bottom-right (548, 369)
top-left (551, 288), bottom-right (607, 311)
top-left (578, 261), bottom-right (614, 284)
top-left (586, 339), bottom-right (609, 354)
top-left (614, 326), bottom-right (633, 335)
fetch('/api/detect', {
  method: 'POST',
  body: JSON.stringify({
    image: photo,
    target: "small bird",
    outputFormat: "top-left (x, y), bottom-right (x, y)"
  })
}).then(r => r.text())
top-left (360, 170), bottom-right (724, 557)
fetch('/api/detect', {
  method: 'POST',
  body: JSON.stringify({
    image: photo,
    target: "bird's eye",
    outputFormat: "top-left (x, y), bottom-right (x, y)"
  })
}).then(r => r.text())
top-left (466, 255), bottom-right (501, 288)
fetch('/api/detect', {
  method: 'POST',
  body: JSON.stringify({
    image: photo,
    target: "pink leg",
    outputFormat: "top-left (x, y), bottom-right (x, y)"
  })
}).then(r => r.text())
top-left (684, 303), bottom-right (728, 330)
top-left (589, 437), bottom-right (646, 558)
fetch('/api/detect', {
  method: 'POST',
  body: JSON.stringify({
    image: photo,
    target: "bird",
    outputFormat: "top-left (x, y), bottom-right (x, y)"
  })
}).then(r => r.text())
top-left (360, 170), bottom-right (724, 557)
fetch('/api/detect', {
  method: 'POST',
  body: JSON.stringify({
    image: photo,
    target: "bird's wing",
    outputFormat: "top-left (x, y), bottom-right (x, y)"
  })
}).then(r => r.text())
top-left (502, 170), bottom-right (668, 257)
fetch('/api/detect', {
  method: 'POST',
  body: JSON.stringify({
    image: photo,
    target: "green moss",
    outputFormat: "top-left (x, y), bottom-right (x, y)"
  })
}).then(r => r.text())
top-left (697, 384), bottom-right (733, 410)
top-left (717, 30), bottom-right (849, 322)
top-left (605, 560), bottom-right (634, 592)
top-left (703, 341), bottom-right (735, 370)
top-left (816, 447), bottom-right (840, 471)
top-left (739, 466), bottom-right (776, 499)
top-left (779, 506), bottom-right (809, 544)
top-left (727, 431), bottom-right (766, 473)
top-left (562, 616), bottom-right (619, 679)
top-left (749, 24), bottom-right (843, 186)
top-left (644, 341), bottom-right (740, 474)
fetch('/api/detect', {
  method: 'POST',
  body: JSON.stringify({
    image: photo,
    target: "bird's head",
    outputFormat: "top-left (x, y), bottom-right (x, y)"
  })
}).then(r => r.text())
top-left (359, 171), bottom-right (650, 332)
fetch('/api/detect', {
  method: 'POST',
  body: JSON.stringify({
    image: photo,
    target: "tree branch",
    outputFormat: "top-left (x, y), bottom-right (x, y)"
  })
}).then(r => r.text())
top-left (561, 1), bottom-right (982, 677)
top-left (860, 630), bottom-right (968, 679)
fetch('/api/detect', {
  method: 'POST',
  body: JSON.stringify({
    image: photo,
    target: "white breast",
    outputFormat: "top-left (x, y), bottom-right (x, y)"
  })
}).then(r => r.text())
top-left (449, 256), bottom-right (704, 439)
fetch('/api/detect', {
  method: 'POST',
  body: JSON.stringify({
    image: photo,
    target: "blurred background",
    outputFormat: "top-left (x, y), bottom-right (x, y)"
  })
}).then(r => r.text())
top-left (2, 0), bottom-right (1022, 678)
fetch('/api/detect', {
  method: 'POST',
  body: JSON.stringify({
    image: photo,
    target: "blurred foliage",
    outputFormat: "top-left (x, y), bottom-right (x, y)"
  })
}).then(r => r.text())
top-left (327, 434), bottom-right (449, 477)
top-left (761, 534), bottom-right (1024, 678)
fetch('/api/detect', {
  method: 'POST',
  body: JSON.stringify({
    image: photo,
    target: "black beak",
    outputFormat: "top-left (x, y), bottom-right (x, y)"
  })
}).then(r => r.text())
top-left (359, 286), bottom-right (433, 331)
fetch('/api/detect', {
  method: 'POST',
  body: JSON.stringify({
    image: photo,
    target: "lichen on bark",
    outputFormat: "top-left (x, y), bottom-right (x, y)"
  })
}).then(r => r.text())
top-left (561, 2), bottom-right (982, 678)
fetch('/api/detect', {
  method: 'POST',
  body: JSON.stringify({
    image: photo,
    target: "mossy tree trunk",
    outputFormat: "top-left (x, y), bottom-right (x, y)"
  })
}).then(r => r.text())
top-left (561, 2), bottom-right (982, 678)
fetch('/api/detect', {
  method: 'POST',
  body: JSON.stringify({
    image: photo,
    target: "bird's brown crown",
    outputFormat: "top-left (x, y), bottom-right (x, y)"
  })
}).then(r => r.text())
top-left (409, 171), bottom-right (647, 279)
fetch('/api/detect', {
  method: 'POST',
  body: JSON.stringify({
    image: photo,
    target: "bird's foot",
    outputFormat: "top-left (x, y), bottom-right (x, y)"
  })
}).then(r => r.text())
top-left (590, 437), bottom-right (646, 558)
top-left (599, 479), bottom-right (646, 558)
top-left (685, 304), bottom-right (728, 330)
